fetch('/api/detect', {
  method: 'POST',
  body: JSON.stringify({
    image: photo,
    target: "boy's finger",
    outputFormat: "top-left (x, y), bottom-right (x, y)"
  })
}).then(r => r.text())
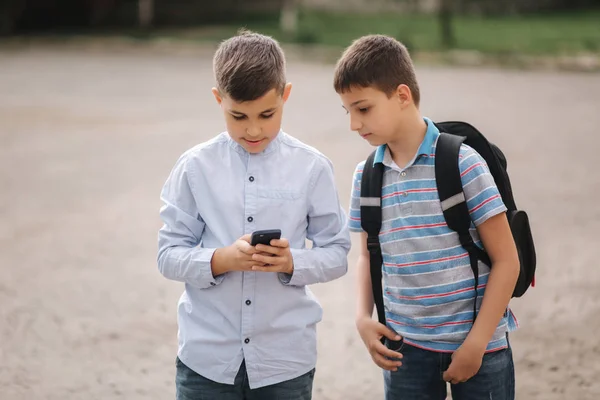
top-left (379, 325), bottom-right (402, 342)
top-left (270, 238), bottom-right (289, 248)
top-left (252, 253), bottom-right (278, 264)
top-left (442, 367), bottom-right (455, 382)
top-left (377, 343), bottom-right (403, 360)
top-left (237, 241), bottom-right (255, 254)
top-left (372, 353), bottom-right (402, 371)
top-left (244, 262), bottom-right (263, 270)
top-left (239, 234), bottom-right (252, 243)
top-left (255, 244), bottom-right (281, 255)
top-left (372, 341), bottom-right (403, 360)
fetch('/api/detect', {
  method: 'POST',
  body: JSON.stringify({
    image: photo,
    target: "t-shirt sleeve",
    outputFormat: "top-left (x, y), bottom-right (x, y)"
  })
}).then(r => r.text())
top-left (459, 145), bottom-right (507, 226)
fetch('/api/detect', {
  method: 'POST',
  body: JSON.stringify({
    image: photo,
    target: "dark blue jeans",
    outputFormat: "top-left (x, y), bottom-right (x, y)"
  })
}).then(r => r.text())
top-left (384, 342), bottom-right (515, 400)
top-left (176, 358), bottom-right (315, 400)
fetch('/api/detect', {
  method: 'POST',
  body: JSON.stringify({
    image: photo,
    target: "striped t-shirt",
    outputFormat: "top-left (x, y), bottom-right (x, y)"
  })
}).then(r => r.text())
top-left (349, 118), bottom-right (518, 353)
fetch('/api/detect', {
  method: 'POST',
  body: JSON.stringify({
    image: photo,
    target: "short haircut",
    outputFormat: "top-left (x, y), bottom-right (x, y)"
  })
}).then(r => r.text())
top-left (213, 29), bottom-right (286, 102)
top-left (333, 35), bottom-right (420, 106)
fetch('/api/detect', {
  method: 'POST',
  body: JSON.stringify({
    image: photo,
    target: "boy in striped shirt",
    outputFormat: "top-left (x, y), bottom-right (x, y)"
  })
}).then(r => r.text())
top-left (334, 35), bottom-right (520, 400)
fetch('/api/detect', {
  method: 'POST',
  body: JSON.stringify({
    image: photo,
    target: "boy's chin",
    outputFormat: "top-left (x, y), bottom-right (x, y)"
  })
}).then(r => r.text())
top-left (364, 136), bottom-right (386, 146)
top-left (245, 147), bottom-right (266, 154)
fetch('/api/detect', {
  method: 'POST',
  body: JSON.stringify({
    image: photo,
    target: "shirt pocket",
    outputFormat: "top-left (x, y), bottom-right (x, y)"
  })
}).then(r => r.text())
top-left (257, 189), bottom-right (306, 229)
top-left (257, 189), bottom-right (303, 201)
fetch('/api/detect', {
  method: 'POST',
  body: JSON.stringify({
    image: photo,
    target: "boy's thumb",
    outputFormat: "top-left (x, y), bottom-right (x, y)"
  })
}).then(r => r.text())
top-left (443, 368), bottom-right (453, 382)
top-left (380, 325), bottom-right (401, 341)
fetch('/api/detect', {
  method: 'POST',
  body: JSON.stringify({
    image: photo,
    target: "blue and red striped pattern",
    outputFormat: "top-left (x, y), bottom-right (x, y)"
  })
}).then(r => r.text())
top-left (349, 118), bottom-right (518, 353)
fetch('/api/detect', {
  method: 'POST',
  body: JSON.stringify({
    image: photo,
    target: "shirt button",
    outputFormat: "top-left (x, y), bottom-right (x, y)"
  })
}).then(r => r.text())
top-left (244, 338), bottom-right (250, 344)
top-left (245, 300), bottom-right (251, 306)
top-left (401, 171), bottom-right (407, 177)
top-left (249, 176), bottom-right (254, 182)
top-left (210, 282), bottom-right (216, 286)
top-left (247, 216), bottom-right (253, 222)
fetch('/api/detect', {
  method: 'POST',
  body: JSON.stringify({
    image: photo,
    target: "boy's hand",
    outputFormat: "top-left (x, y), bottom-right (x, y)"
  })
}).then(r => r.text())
top-left (212, 235), bottom-right (265, 275)
top-left (356, 316), bottom-right (403, 371)
top-left (251, 239), bottom-right (294, 274)
top-left (443, 339), bottom-right (486, 384)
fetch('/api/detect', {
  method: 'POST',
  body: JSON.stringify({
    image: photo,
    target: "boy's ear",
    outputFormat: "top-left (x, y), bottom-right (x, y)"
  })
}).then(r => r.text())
top-left (395, 84), bottom-right (412, 107)
top-left (282, 82), bottom-right (292, 102)
top-left (212, 88), bottom-right (223, 105)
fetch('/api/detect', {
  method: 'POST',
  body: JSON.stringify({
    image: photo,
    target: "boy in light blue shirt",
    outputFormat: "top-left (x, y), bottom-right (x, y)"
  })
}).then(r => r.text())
top-left (158, 30), bottom-right (350, 400)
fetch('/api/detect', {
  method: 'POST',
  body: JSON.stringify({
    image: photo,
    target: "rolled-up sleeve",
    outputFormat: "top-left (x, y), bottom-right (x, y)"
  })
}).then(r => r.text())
top-left (157, 154), bottom-right (224, 289)
top-left (280, 157), bottom-right (351, 286)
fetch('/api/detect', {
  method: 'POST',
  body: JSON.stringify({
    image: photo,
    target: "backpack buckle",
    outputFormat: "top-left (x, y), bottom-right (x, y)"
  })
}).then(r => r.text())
top-left (367, 235), bottom-right (380, 253)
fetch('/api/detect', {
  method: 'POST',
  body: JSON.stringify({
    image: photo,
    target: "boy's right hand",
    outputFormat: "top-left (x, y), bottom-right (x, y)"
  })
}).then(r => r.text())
top-left (211, 235), bottom-right (265, 276)
top-left (356, 317), bottom-right (404, 371)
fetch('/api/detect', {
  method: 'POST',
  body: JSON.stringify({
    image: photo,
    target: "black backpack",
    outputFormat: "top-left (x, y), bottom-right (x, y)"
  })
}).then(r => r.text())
top-left (360, 121), bottom-right (536, 334)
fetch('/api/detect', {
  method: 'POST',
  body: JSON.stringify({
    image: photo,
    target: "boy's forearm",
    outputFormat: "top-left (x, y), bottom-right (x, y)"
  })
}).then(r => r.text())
top-left (280, 160), bottom-right (350, 287)
top-left (157, 245), bottom-right (224, 288)
top-left (284, 245), bottom-right (348, 286)
top-left (467, 260), bottom-right (519, 349)
top-left (356, 254), bottom-right (375, 321)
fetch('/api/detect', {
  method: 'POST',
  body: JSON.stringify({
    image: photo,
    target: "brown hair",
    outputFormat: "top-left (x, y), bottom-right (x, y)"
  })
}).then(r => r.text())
top-left (333, 35), bottom-right (420, 106)
top-left (213, 29), bottom-right (286, 102)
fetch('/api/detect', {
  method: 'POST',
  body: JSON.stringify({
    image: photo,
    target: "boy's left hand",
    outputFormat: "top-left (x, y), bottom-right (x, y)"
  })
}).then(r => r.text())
top-left (443, 339), bottom-right (485, 384)
top-left (251, 239), bottom-right (294, 274)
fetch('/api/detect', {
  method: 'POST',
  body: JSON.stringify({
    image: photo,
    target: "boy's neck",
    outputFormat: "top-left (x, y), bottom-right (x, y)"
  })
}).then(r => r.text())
top-left (387, 114), bottom-right (428, 169)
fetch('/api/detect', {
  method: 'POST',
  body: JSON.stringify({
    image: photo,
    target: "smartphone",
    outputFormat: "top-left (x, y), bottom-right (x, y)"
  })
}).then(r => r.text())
top-left (250, 229), bottom-right (281, 246)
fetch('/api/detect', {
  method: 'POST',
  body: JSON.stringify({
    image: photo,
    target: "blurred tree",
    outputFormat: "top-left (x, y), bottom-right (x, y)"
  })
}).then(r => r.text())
top-left (138, 0), bottom-right (153, 27)
top-left (439, 0), bottom-right (456, 48)
top-left (88, 0), bottom-right (118, 26)
top-left (280, 0), bottom-right (299, 34)
top-left (392, 0), bottom-right (457, 49)
top-left (0, 0), bottom-right (25, 35)
top-left (456, 0), bottom-right (600, 14)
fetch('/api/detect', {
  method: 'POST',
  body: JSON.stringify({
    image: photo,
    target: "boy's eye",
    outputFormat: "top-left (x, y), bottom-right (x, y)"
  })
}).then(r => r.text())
top-left (359, 107), bottom-right (369, 113)
top-left (232, 115), bottom-right (247, 121)
top-left (260, 113), bottom-right (275, 119)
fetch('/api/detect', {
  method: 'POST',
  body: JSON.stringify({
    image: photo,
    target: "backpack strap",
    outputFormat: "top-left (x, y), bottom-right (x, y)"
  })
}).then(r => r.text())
top-left (360, 151), bottom-right (404, 349)
top-left (360, 151), bottom-right (386, 328)
top-left (435, 133), bottom-right (491, 321)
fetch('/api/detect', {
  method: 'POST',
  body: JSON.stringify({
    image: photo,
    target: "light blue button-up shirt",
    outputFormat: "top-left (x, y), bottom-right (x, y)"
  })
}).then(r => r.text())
top-left (158, 131), bottom-right (350, 389)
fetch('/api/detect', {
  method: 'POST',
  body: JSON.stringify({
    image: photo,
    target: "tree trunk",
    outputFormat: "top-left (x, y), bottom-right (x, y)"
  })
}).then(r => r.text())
top-left (139, 0), bottom-right (153, 28)
top-left (280, 0), bottom-right (298, 34)
top-left (439, 0), bottom-right (456, 48)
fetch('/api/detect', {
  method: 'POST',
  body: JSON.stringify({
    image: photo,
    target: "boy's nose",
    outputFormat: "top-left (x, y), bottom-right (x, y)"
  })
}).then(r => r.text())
top-left (350, 116), bottom-right (362, 132)
top-left (246, 126), bottom-right (262, 137)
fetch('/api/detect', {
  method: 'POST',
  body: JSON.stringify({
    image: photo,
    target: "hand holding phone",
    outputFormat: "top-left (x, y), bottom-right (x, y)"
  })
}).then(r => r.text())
top-left (211, 233), bottom-right (267, 276)
top-left (249, 229), bottom-right (293, 274)
top-left (250, 229), bottom-right (282, 246)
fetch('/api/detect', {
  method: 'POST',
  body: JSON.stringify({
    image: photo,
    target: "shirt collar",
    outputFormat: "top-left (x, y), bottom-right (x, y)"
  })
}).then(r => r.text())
top-left (373, 117), bottom-right (440, 167)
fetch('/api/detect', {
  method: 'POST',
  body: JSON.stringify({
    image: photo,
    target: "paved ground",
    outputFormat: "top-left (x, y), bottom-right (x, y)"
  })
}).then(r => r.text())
top-left (1, 44), bottom-right (599, 400)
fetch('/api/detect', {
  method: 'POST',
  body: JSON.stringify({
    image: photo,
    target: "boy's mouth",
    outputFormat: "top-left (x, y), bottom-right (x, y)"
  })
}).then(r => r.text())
top-left (244, 138), bottom-right (265, 146)
top-left (360, 133), bottom-right (372, 139)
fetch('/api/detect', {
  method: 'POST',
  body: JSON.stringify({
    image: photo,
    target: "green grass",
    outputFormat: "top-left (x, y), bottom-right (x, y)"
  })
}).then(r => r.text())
top-left (162, 9), bottom-right (600, 56)
top-left (7, 9), bottom-right (597, 60)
